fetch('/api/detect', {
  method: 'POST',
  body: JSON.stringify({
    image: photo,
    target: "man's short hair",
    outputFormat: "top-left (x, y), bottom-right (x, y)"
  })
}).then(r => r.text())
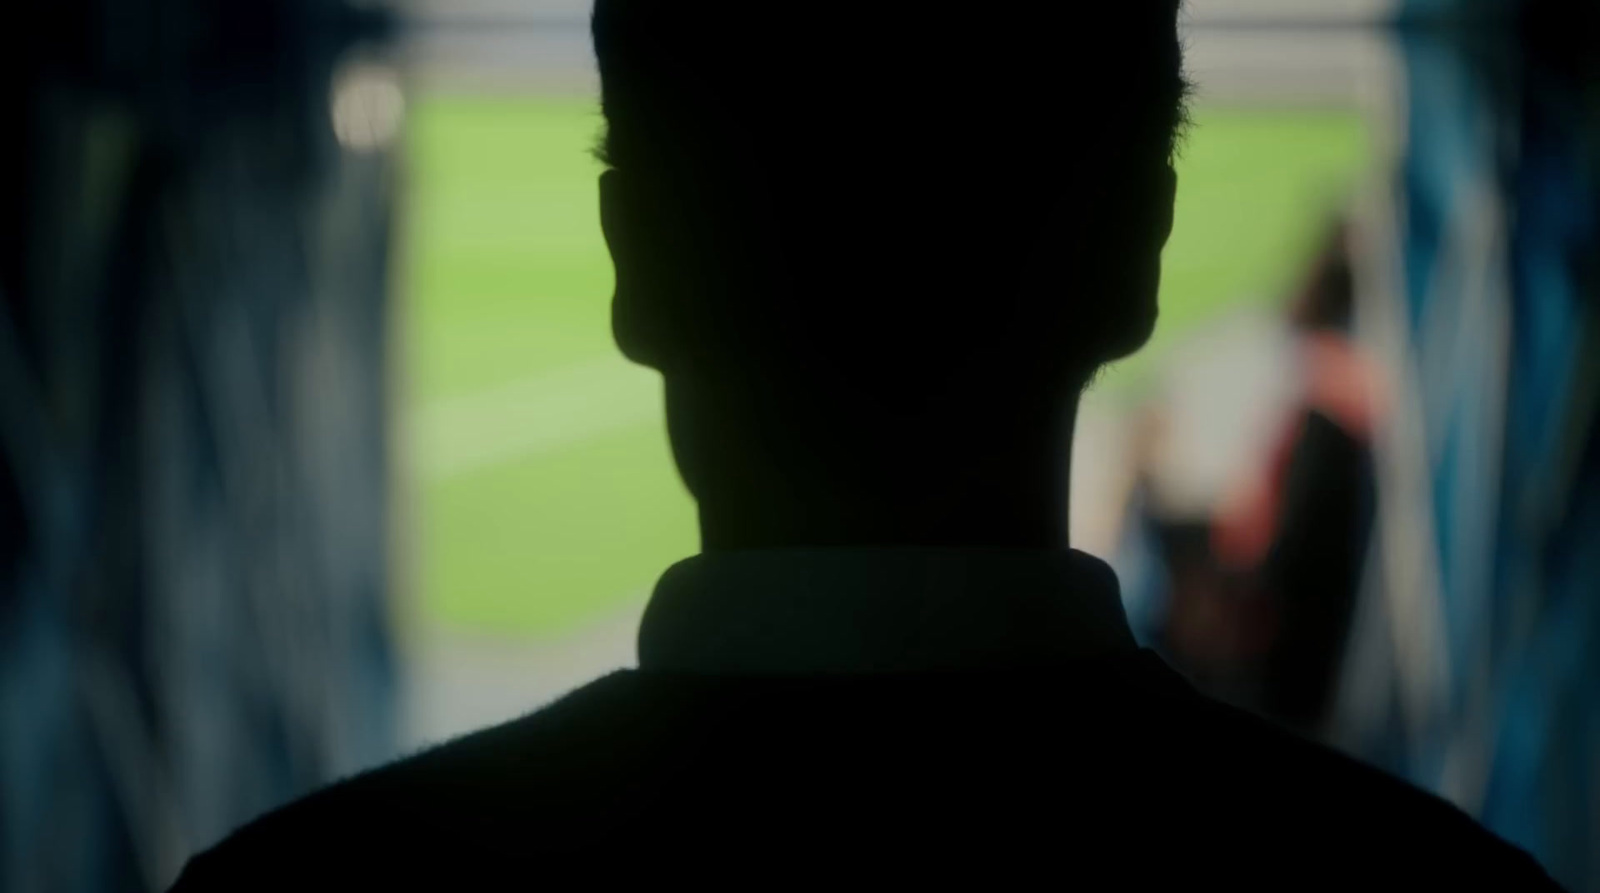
top-left (591, 2), bottom-right (1189, 393)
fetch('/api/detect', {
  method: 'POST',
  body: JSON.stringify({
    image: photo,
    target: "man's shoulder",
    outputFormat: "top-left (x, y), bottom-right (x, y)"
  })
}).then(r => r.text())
top-left (170, 671), bottom-right (653, 889)
top-left (170, 661), bottom-right (1559, 889)
top-left (1156, 683), bottom-right (1555, 884)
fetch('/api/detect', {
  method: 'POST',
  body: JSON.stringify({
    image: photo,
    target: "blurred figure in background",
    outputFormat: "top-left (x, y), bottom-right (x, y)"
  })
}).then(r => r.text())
top-left (1119, 217), bottom-right (1381, 739)
top-left (1210, 218), bottom-right (1381, 737)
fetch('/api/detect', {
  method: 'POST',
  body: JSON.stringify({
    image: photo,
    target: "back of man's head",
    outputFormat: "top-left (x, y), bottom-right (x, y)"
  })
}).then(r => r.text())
top-left (592, 3), bottom-right (1187, 535)
top-left (594, 2), bottom-right (1185, 387)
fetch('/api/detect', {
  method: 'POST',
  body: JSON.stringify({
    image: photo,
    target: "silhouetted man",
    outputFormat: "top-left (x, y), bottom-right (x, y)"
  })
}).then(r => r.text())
top-left (173, 2), bottom-right (1559, 888)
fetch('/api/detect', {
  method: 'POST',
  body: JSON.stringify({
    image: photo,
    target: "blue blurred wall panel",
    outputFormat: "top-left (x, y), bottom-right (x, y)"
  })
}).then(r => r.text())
top-left (1, 3), bottom-right (400, 891)
top-left (1385, 15), bottom-right (1600, 890)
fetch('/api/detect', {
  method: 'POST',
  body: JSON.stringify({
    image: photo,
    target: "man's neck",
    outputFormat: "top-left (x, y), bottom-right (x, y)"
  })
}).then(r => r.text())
top-left (696, 403), bottom-right (1079, 552)
top-left (698, 498), bottom-right (1072, 551)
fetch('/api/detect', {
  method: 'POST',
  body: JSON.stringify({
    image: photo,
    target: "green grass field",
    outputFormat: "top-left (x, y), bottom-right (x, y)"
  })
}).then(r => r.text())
top-left (404, 96), bottom-right (1370, 638)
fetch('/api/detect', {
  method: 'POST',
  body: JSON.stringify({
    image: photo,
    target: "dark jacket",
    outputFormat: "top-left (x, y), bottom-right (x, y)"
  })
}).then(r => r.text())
top-left (172, 655), bottom-right (1557, 889)
top-left (172, 551), bottom-right (1557, 889)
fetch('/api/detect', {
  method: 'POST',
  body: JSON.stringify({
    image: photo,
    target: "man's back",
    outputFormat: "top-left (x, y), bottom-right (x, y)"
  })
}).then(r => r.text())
top-left (174, 650), bottom-right (1553, 889)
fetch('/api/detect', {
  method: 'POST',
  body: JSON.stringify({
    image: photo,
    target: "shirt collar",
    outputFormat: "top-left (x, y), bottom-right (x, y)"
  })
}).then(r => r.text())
top-left (636, 548), bottom-right (1136, 675)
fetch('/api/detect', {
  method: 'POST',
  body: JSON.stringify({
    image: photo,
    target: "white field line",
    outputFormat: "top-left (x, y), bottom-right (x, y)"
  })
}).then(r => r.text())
top-left (411, 356), bottom-right (664, 481)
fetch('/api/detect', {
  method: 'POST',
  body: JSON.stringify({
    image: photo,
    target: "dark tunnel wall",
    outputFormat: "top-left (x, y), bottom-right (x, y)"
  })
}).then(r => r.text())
top-left (2, 3), bottom-right (401, 890)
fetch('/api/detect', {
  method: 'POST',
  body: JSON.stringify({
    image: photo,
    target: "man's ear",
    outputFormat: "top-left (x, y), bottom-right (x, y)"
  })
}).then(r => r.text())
top-left (1156, 164), bottom-right (1177, 249)
top-left (600, 169), bottom-right (667, 368)
top-left (1084, 160), bottom-right (1176, 366)
top-left (599, 168), bottom-right (629, 278)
